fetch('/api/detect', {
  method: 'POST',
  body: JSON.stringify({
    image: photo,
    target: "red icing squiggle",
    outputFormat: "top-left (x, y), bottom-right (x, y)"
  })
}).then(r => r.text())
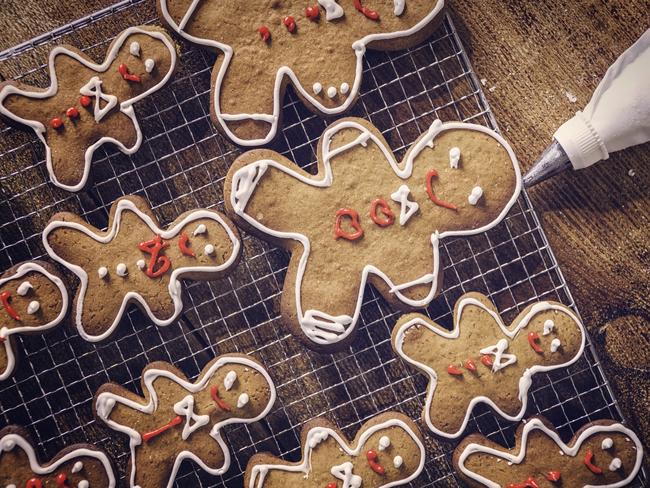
top-left (178, 232), bottom-right (196, 257)
top-left (334, 208), bottom-right (364, 241)
top-left (139, 235), bottom-right (172, 278)
top-left (584, 449), bottom-right (603, 474)
top-left (369, 198), bottom-right (395, 227)
top-left (0, 291), bottom-right (20, 321)
top-left (211, 386), bottom-right (232, 411)
top-left (142, 415), bottom-right (182, 442)
top-left (527, 331), bottom-right (542, 353)
top-left (118, 63), bottom-right (141, 83)
top-left (354, 0), bottom-right (379, 20)
top-left (366, 450), bottom-right (385, 475)
top-left (425, 169), bottom-right (458, 211)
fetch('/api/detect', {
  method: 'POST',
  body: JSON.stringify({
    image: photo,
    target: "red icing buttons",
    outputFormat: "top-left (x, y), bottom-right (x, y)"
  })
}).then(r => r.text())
top-left (55, 473), bottom-right (68, 487)
top-left (306, 5), bottom-right (320, 20)
top-left (584, 449), bottom-right (603, 474)
top-left (26, 479), bottom-right (43, 488)
top-left (447, 364), bottom-right (463, 376)
top-left (354, 0), bottom-right (380, 20)
top-left (506, 477), bottom-right (539, 488)
top-left (546, 470), bottom-right (561, 482)
top-left (334, 208), bottom-right (363, 241)
top-left (464, 358), bottom-right (477, 372)
top-left (527, 331), bottom-right (542, 353)
top-left (326, 484), bottom-right (337, 488)
top-left (80, 95), bottom-right (92, 107)
top-left (259, 26), bottom-right (271, 42)
top-left (369, 198), bottom-right (395, 227)
top-left (425, 169), bottom-right (458, 210)
top-left (283, 16), bottom-right (297, 33)
top-left (366, 450), bottom-right (385, 475)
top-left (480, 355), bottom-right (493, 367)
top-left (66, 107), bottom-right (79, 119)
top-left (50, 117), bottom-right (64, 129)
top-left (118, 63), bottom-right (141, 82)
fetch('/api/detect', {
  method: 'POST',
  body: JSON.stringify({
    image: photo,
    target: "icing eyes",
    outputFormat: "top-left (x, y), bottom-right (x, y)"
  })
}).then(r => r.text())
top-left (467, 186), bottom-right (483, 206)
top-left (27, 301), bottom-right (40, 315)
top-left (449, 147), bottom-right (461, 168)
top-left (543, 319), bottom-right (555, 335)
top-left (72, 461), bottom-right (84, 473)
top-left (130, 41), bottom-right (140, 56)
top-left (224, 370), bottom-right (237, 391)
top-left (550, 338), bottom-right (561, 353)
top-left (144, 58), bottom-right (155, 73)
top-left (602, 437), bottom-right (613, 450)
top-left (16, 281), bottom-right (33, 296)
top-left (204, 244), bottom-right (215, 256)
top-left (609, 458), bottom-right (622, 471)
top-left (393, 455), bottom-right (403, 468)
top-left (378, 435), bottom-right (390, 451)
top-left (237, 392), bottom-right (249, 408)
top-left (193, 224), bottom-right (207, 236)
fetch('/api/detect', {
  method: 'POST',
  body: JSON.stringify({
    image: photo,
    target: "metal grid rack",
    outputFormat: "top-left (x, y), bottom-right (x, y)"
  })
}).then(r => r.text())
top-left (0, 1), bottom-right (645, 486)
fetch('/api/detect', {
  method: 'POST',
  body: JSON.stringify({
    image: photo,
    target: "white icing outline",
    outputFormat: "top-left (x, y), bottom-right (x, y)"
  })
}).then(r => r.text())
top-left (0, 433), bottom-right (115, 487)
top-left (95, 355), bottom-right (275, 488)
top-left (457, 418), bottom-right (644, 488)
top-left (248, 418), bottom-right (425, 488)
top-left (158, 0), bottom-right (445, 146)
top-left (393, 297), bottom-right (586, 438)
top-left (42, 198), bottom-right (240, 342)
top-left (229, 119), bottom-right (521, 347)
top-left (0, 27), bottom-right (177, 192)
top-left (0, 262), bottom-right (68, 381)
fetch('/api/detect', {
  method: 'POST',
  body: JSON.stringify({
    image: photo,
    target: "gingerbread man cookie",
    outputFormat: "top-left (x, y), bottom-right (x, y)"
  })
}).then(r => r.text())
top-left (42, 195), bottom-right (240, 342)
top-left (453, 417), bottom-right (644, 488)
top-left (0, 261), bottom-right (68, 381)
top-left (392, 292), bottom-right (585, 438)
top-left (0, 426), bottom-right (116, 487)
top-left (158, 0), bottom-right (445, 145)
top-left (0, 26), bottom-right (176, 191)
top-left (94, 354), bottom-right (276, 488)
top-left (245, 412), bottom-right (425, 488)
top-left (225, 117), bottom-right (521, 352)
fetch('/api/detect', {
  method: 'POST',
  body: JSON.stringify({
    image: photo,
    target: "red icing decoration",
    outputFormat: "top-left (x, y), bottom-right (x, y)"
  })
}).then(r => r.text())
top-left (546, 471), bottom-right (561, 482)
top-left (50, 117), bottom-right (64, 129)
top-left (334, 208), bottom-right (364, 241)
top-left (464, 358), bottom-right (477, 372)
top-left (80, 95), bottom-right (92, 107)
top-left (56, 473), bottom-right (68, 487)
top-left (259, 26), bottom-right (271, 42)
top-left (178, 232), bottom-right (196, 258)
top-left (354, 0), bottom-right (380, 20)
top-left (142, 415), bottom-right (182, 442)
top-left (425, 169), bottom-right (458, 211)
top-left (369, 198), bottom-right (395, 227)
top-left (138, 235), bottom-right (172, 278)
top-left (506, 478), bottom-right (539, 488)
top-left (66, 107), bottom-right (79, 119)
top-left (0, 291), bottom-right (20, 321)
top-left (584, 449), bottom-right (603, 474)
top-left (26, 479), bottom-right (43, 488)
top-left (366, 450), bottom-right (385, 475)
top-left (118, 63), bottom-right (142, 82)
top-left (326, 484), bottom-right (337, 488)
top-left (527, 331), bottom-right (542, 353)
top-left (210, 385), bottom-right (232, 411)
top-left (283, 16), bottom-right (297, 33)
top-left (480, 355), bottom-right (493, 367)
top-left (447, 364), bottom-right (463, 376)
top-left (306, 5), bottom-right (320, 20)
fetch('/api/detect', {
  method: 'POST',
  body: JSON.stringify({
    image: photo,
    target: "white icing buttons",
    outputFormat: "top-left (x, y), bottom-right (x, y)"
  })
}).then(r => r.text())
top-left (7, 484), bottom-right (17, 488)
top-left (16, 281), bottom-right (32, 296)
top-left (27, 301), bottom-right (40, 314)
top-left (602, 437), bottom-right (613, 450)
top-left (313, 82), bottom-right (322, 95)
top-left (116, 263), bottom-right (128, 277)
top-left (327, 86), bottom-right (337, 98)
top-left (237, 392), bottom-right (249, 408)
top-left (378, 435), bottom-right (390, 451)
top-left (393, 455), bottom-right (403, 468)
top-left (224, 370), bottom-right (237, 391)
top-left (78, 480), bottom-right (89, 488)
top-left (543, 319), bottom-right (555, 335)
top-left (72, 460), bottom-right (84, 473)
top-left (340, 82), bottom-right (350, 95)
top-left (98, 267), bottom-right (108, 279)
top-left (129, 41), bottom-right (140, 56)
top-left (449, 147), bottom-right (461, 168)
top-left (144, 58), bottom-right (155, 73)
top-left (193, 224), bottom-right (207, 236)
top-left (609, 457), bottom-right (622, 471)
top-left (468, 186), bottom-right (483, 205)
top-left (204, 244), bottom-right (215, 256)
top-left (550, 338), bottom-right (561, 353)
top-left (136, 259), bottom-right (146, 270)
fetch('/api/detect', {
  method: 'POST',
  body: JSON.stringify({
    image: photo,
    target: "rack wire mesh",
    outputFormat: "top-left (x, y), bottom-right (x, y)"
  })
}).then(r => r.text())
top-left (0, 1), bottom-right (645, 486)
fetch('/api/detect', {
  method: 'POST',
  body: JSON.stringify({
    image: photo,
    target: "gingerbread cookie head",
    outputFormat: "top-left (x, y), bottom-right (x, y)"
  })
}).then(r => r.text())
top-left (392, 292), bottom-right (585, 438)
top-left (453, 417), bottom-right (644, 488)
top-left (43, 195), bottom-right (240, 342)
top-left (0, 261), bottom-right (68, 381)
top-left (225, 117), bottom-right (521, 352)
top-left (94, 354), bottom-right (275, 488)
top-left (0, 26), bottom-right (176, 192)
top-left (0, 426), bottom-right (115, 487)
top-left (245, 412), bottom-right (425, 488)
top-left (158, 0), bottom-right (445, 145)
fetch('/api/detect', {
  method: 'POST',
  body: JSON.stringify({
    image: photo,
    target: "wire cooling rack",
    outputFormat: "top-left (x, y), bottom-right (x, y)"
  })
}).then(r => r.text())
top-left (0, 1), bottom-right (645, 486)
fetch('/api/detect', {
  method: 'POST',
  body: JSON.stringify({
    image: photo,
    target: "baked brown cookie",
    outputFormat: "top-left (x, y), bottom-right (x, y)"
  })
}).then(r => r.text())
top-left (0, 26), bottom-right (176, 192)
top-left (94, 354), bottom-right (275, 488)
top-left (158, 0), bottom-right (445, 146)
top-left (42, 195), bottom-right (240, 342)
top-left (0, 261), bottom-right (68, 381)
top-left (245, 412), bottom-right (425, 488)
top-left (225, 117), bottom-right (521, 352)
top-left (453, 417), bottom-right (644, 488)
top-left (0, 425), bottom-right (115, 487)
top-left (392, 292), bottom-right (585, 438)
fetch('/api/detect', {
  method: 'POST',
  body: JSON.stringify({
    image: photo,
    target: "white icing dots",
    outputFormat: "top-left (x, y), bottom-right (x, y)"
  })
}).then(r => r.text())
top-left (313, 82), bottom-right (322, 95)
top-left (98, 267), bottom-right (108, 279)
top-left (204, 244), bottom-right (215, 256)
top-left (449, 147), bottom-right (461, 168)
top-left (27, 301), bottom-right (40, 314)
top-left (391, 185), bottom-right (419, 225)
top-left (78, 481), bottom-right (89, 488)
top-left (129, 41), bottom-right (140, 56)
top-left (72, 460), bottom-right (84, 473)
top-left (224, 370), bottom-right (237, 391)
top-left (237, 392), bottom-right (249, 408)
top-left (550, 338), bottom-right (561, 353)
top-left (378, 435), bottom-right (391, 451)
top-left (193, 224), bottom-right (207, 236)
top-left (609, 457), bottom-right (622, 471)
top-left (7, 484), bottom-right (17, 488)
top-left (393, 455), bottom-right (403, 468)
top-left (116, 263), bottom-right (128, 277)
top-left (144, 58), bottom-right (155, 73)
top-left (136, 259), bottom-right (146, 270)
top-left (327, 86), bottom-right (337, 98)
top-left (16, 281), bottom-right (32, 296)
top-left (543, 319), bottom-right (555, 335)
top-left (468, 186), bottom-right (483, 205)
top-left (602, 437), bottom-right (613, 450)
top-left (340, 82), bottom-right (350, 95)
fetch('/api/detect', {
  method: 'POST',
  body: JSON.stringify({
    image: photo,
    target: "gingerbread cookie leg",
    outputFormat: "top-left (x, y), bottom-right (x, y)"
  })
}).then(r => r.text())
top-left (94, 354), bottom-right (275, 488)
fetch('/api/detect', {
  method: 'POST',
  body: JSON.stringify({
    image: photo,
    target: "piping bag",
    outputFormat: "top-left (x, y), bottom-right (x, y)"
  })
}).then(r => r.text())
top-left (524, 28), bottom-right (650, 187)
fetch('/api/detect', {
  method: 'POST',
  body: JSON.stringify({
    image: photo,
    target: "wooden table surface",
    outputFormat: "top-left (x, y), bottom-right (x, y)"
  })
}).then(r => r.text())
top-left (1, 0), bottom-right (648, 472)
